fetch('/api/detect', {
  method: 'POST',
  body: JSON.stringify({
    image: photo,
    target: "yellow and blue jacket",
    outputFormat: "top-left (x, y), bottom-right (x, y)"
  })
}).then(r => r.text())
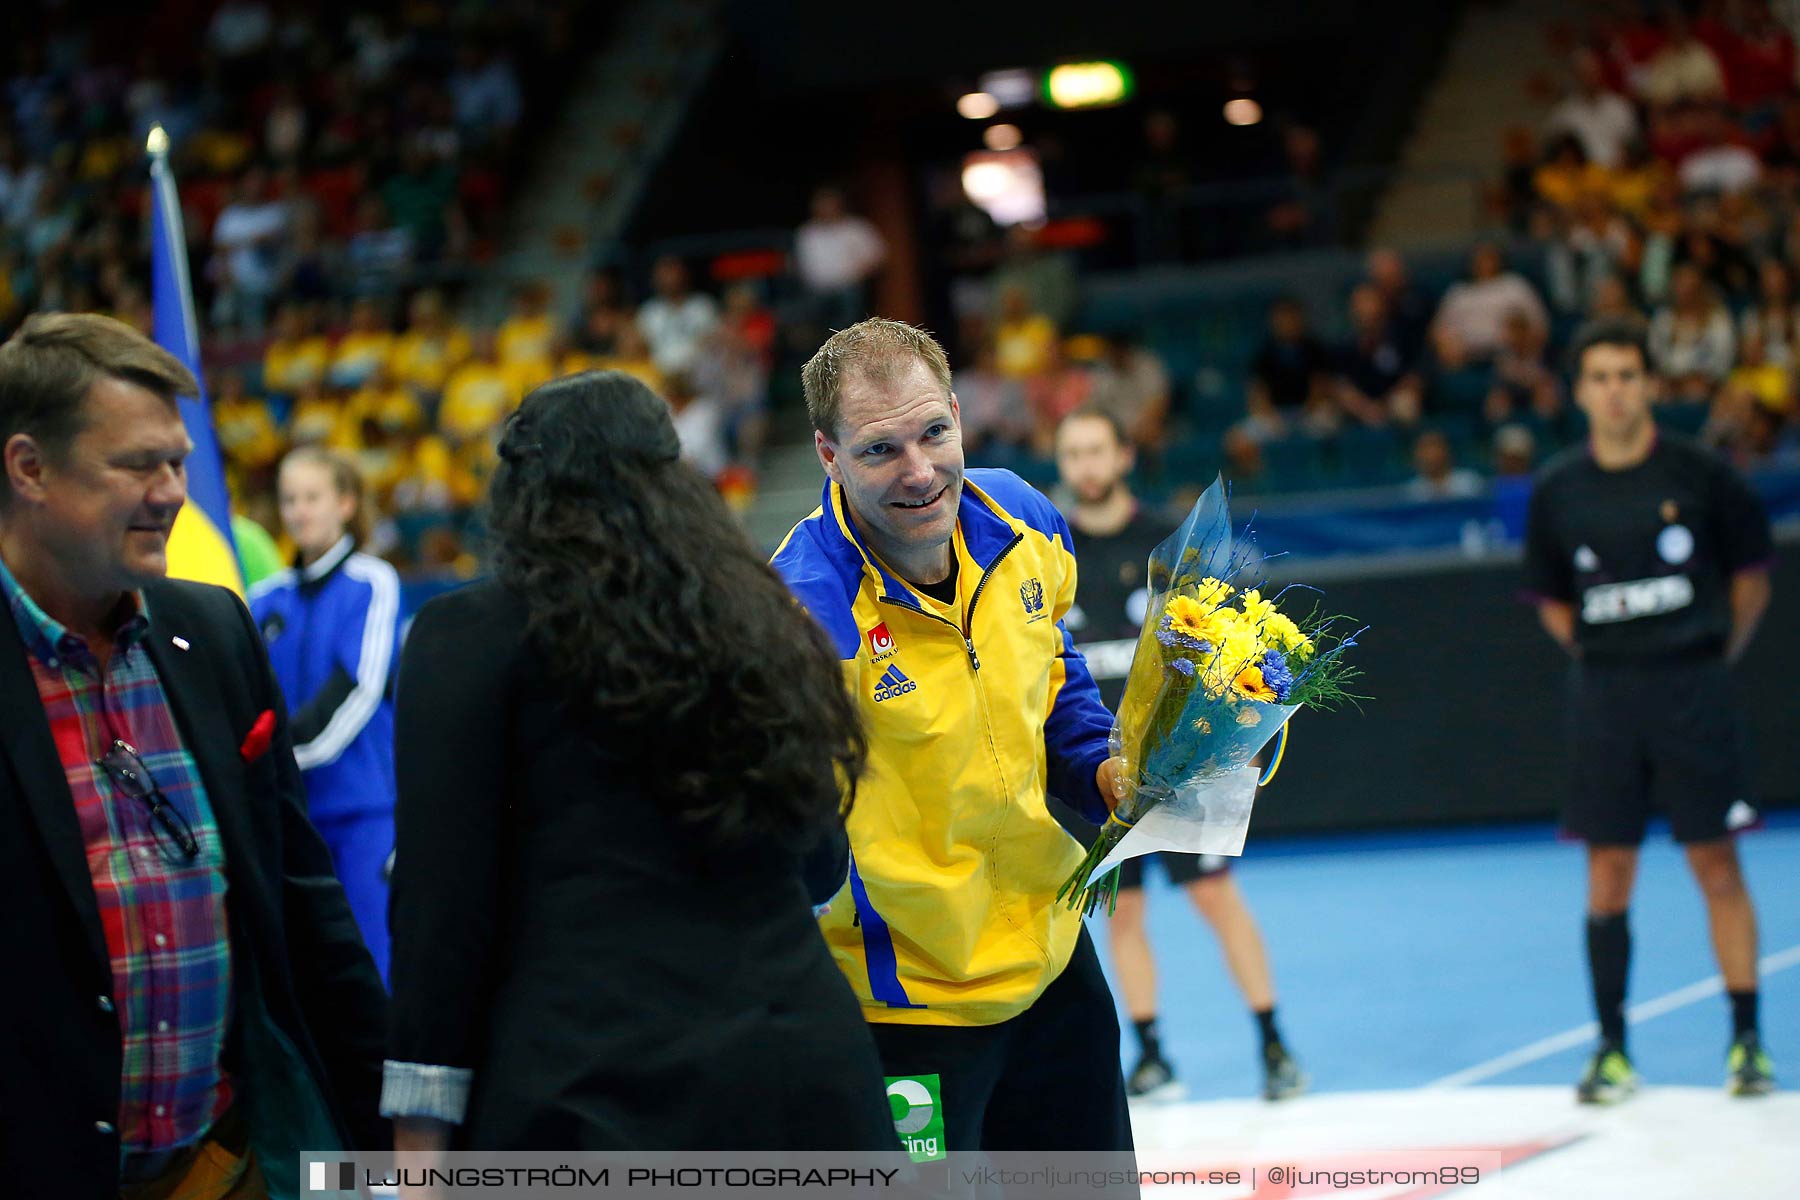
top-left (772, 469), bottom-right (1114, 1027)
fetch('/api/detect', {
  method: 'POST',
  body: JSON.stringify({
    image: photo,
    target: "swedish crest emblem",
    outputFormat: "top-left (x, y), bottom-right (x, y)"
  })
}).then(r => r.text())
top-left (1020, 577), bottom-right (1046, 616)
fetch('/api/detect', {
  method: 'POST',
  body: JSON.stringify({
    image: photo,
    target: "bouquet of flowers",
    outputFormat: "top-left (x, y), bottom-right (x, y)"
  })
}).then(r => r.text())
top-left (1058, 477), bottom-right (1364, 916)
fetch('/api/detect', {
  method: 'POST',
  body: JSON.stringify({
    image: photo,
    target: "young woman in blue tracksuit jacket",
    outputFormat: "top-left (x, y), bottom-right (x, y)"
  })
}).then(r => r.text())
top-left (250, 446), bottom-right (402, 980)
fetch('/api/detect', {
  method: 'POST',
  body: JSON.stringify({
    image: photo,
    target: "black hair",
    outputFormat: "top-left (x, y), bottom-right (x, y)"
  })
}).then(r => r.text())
top-left (1568, 318), bottom-right (1650, 376)
top-left (488, 370), bottom-right (865, 851)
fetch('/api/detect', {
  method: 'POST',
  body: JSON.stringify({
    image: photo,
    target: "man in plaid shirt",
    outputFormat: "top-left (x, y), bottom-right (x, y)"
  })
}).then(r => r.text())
top-left (0, 314), bottom-right (388, 1199)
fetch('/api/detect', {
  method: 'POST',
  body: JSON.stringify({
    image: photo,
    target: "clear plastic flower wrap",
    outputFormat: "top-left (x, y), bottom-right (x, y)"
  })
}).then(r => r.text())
top-left (1058, 477), bottom-right (1365, 916)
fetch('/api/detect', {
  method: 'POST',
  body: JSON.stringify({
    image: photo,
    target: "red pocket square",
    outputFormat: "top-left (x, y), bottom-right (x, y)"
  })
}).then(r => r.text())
top-left (240, 709), bottom-right (276, 763)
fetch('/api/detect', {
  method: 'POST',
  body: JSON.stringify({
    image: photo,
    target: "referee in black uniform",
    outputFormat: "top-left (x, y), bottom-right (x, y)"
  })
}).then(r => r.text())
top-left (1525, 319), bottom-right (1776, 1102)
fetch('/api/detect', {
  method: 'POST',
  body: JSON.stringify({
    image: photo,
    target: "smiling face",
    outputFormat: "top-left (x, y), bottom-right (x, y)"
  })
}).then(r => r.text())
top-left (815, 355), bottom-right (964, 582)
top-left (5, 376), bottom-right (191, 596)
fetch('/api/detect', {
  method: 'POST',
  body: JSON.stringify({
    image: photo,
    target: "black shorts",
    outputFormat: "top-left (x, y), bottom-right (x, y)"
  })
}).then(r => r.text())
top-left (866, 927), bottom-right (1133, 1155)
top-left (1564, 655), bottom-right (1757, 845)
top-left (1115, 851), bottom-right (1232, 890)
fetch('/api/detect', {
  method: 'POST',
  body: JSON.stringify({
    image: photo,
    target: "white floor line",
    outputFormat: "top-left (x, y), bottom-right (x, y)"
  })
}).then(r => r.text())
top-left (1424, 943), bottom-right (1800, 1089)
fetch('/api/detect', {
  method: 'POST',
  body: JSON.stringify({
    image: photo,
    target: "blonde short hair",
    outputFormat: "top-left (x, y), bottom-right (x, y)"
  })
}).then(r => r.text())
top-left (800, 318), bottom-right (953, 439)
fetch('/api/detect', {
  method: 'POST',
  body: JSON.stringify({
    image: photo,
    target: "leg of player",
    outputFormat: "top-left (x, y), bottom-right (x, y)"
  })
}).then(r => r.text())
top-left (1685, 838), bottom-right (1775, 1096)
top-left (1187, 872), bottom-right (1307, 1101)
top-left (1110, 882), bottom-right (1182, 1101)
top-left (1578, 843), bottom-right (1640, 1104)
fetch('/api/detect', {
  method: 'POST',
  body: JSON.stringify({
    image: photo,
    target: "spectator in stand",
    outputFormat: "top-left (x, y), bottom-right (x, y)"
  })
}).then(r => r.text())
top-left (1485, 308), bottom-right (1562, 426)
top-left (1704, 0), bottom-right (1795, 117)
top-left (1534, 136), bottom-right (1610, 213)
top-left (1087, 332), bottom-right (1172, 452)
top-left (794, 186), bottom-right (886, 333)
top-left (572, 269), bottom-right (632, 357)
top-left (991, 223), bottom-right (1079, 331)
top-left (1336, 284), bottom-right (1422, 427)
top-left (1265, 124), bottom-right (1337, 248)
top-left (213, 367), bottom-right (284, 484)
top-left (1547, 49), bottom-right (1642, 168)
top-left (448, 42), bottom-right (524, 149)
top-left (1024, 337), bottom-right (1094, 454)
top-left (1679, 106), bottom-right (1763, 195)
top-left (328, 298), bottom-right (397, 390)
top-left (1245, 297), bottom-right (1337, 440)
top-left (1431, 243), bottom-right (1550, 365)
top-left (663, 372), bottom-right (728, 482)
top-left (1739, 258), bottom-right (1799, 368)
top-left (954, 340), bottom-right (1031, 454)
top-left (1492, 423), bottom-right (1538, 479)
top-left (1365, 247), bottom-right (1431, 360)
top-left (382, 139), bottom-right (463, 262)
top-left (439, 330), bottom-right (516, 445)
top-left (498, 281), bottom-right (557, 366)
top-left (1405, 429), bottom-right (1484, 501)
top-left (288, 380), bottom-right (348, 449)
top-left (637, 255), bottom-right (719, 379)
top-left (1722, 325), bottom-right (1791, 417)
top-left (1548, 191), bottom-right (1635, 315)
top-left (345, 195), bottom-right (414, 298)
top-left (264, 302), bottom-right (330, 395)
top-left (698, 282), bottom-right (776, 468)
top-left (596, 323), bottom-right (667, 396)
top-left (1650, 263), bottom-right (1737, 403)
top-left (1639, 11), bottom-right (1727, 108)
top-left (1588, 271), bottom-right (1649, 333)
top-left (389, 289), bottom-right (471, 400)
top-left (211, 165), bottom-right (291, 334)
top-left (993, 284), bottom-right (1058, 380)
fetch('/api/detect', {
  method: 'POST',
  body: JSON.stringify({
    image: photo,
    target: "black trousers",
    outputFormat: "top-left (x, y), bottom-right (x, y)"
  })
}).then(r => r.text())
top-left (868, 927), bottom-right (1134, 1153)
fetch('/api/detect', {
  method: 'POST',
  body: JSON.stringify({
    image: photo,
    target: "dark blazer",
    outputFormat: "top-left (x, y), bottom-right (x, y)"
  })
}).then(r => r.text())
top-left (0, 577), bottom-right (388, 1200)
top-left (388, 579), bottom-right (896, 1150)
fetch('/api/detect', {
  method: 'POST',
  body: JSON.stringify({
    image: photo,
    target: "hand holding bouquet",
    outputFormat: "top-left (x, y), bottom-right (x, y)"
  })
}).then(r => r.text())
top-left (1058, 477), bottom-right (1364, 916)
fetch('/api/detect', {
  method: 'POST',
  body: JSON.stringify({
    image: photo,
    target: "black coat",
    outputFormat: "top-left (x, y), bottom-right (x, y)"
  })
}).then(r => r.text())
top-left (0, 578), bottom-right (389, 1200)
top-left (388, 580), bottom-right (896, 1149)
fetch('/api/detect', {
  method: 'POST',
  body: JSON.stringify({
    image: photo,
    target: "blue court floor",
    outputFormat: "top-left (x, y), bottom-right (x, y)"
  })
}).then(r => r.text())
top-left (1089, 811), bottom-right (1800, 1102)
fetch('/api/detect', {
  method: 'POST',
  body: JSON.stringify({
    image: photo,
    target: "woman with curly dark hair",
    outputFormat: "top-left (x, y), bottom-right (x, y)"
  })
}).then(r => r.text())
top-left (382, 372), bottom-right (895, 1153)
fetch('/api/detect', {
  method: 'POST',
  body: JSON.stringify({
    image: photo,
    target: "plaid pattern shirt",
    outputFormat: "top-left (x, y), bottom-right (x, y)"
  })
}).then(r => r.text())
top-left (0, 558), bottom-right (233, 1154)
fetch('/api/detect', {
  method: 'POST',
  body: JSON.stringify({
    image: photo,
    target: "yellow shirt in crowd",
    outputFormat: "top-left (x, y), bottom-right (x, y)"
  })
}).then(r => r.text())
top-left (389, 326), bottom-right (473, 393)
top-left (264, 336), bottom-right (331, 393)
top-left (498, 313), bottom-right (557, 365)
top-left (439, 361), bottom-right (518, 442)
top-left (995, 315), bottom-right (1056, 379)
top-left (329, 331), bottom-right (397, 388)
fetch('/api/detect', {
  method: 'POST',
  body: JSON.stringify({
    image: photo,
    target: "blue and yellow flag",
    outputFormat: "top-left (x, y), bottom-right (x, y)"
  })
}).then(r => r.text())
top-left (148, 127), bottom-right (243, 595)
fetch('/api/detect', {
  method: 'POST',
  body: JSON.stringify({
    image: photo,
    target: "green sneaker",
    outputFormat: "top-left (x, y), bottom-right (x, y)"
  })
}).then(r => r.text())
top-left (1576, 1041), bottom-right (1639, 1105)
top-left (1727, 1034), bottom-right (1776, 1097)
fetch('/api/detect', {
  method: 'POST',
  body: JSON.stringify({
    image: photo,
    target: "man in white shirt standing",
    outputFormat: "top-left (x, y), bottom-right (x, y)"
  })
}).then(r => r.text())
top-left (636, 256), bottom-right (719, 379)
top-left (794, 186), bottom-right (885, 334)
top-left (1546, 50), bottom-right (1640, 169)
top-left (211, 166), bottom-right (291, 335)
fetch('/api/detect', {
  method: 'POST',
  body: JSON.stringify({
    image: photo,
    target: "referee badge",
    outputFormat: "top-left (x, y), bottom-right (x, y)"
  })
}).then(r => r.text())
top-left (1657, 523), bottom-right (1694, 566)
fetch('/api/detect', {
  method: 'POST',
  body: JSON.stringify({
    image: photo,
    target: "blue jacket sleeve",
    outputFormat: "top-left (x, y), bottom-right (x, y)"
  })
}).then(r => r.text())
top-left (1033, 497), bottom-right (1116, 824)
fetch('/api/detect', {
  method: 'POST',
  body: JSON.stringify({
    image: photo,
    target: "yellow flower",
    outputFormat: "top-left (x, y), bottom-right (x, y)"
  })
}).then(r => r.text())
top-left (1232, 665), bottom-right (1279, 703)
top-left (1239, 588), bottom-right (1275, 628)
top-left (1262, 611), bottom-right (1315, 660)
top-left (1193, 577), bottom-right (1234, 608)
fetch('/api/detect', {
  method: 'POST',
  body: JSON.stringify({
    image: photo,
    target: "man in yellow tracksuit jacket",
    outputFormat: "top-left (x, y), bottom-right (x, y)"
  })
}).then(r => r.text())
top-left (772, 318), bottom-right (1132, 1153)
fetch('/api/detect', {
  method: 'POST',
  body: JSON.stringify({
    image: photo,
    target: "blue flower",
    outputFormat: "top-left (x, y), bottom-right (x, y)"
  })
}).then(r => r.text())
top-left (1155, 627), bottom-right (1210, 654)
top-left (1259, 649), bottom-right (1295, 702)
top-left (1170, 657), bottom-right (1196, 677)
